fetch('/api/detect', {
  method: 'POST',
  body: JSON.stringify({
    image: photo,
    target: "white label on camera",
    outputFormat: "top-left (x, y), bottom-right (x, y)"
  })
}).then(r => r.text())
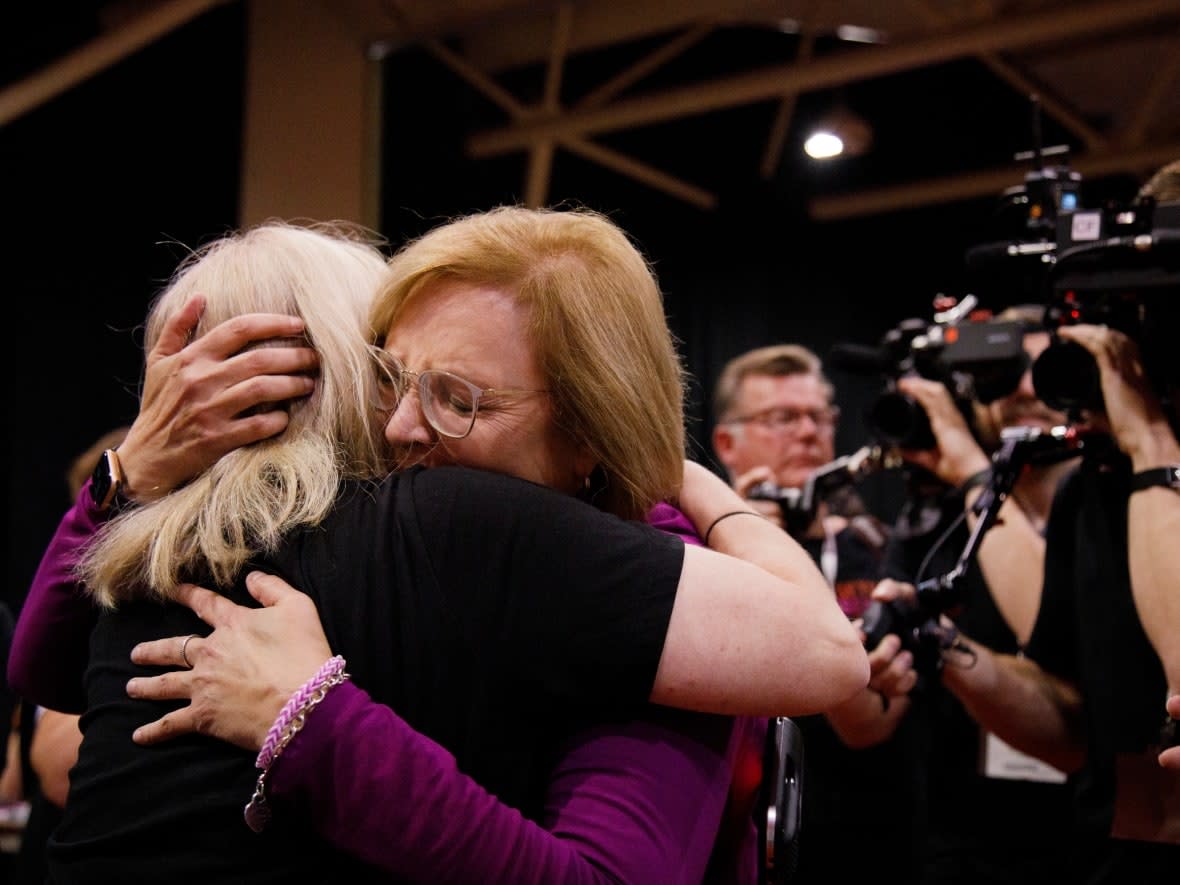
top-left (1071, 211), bottom-right (1102, 241)
top-left (982, 731), bottom-right (1068, 783)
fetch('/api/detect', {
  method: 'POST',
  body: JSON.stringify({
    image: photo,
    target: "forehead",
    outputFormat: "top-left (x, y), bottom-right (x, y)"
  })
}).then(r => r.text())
top-left (382, 278), bottom-right (540, 382)
top-left (736, 372), bottom-right (830, 409)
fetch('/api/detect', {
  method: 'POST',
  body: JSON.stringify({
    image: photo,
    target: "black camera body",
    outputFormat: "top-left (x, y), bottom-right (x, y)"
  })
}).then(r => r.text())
top-left (747, 445), bottom-right (899, 538)
top-left (831, 295), bottom-right (1029, 450)
top-left (1032, 198), bottom-right (1180, 414)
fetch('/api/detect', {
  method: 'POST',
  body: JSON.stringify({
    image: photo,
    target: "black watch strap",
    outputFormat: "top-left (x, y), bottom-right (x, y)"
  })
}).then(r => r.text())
top-left (1129, 465), bottom-right (1180, 493)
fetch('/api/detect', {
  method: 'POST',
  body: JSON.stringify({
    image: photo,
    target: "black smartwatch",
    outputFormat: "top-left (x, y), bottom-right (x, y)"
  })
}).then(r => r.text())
top-left (89, 448), bottom-right (126, 511)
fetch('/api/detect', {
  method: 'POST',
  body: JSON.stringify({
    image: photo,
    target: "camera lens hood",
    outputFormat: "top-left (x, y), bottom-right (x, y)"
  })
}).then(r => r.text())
top-left (1031, 339), bottom-right (1103, 413)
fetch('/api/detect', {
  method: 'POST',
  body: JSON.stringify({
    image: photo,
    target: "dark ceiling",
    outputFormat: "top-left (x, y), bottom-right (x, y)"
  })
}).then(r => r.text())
top-left (5, 0), bottom-right (1180, 221)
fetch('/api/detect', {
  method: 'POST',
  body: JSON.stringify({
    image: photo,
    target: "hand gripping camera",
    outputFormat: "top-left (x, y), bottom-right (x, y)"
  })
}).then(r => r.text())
top-left (829, 294), bottom-right (1030, 450)
top-left (860, 425), bottom-right (1092, 675)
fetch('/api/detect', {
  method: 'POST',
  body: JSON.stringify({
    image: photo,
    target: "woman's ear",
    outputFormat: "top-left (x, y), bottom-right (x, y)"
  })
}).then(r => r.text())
top-left (573, 443), bottom-right (599, 489)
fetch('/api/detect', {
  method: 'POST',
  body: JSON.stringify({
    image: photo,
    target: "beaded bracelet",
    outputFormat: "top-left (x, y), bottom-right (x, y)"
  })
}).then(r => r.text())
top-left (244, 655), bottom-right (350, 833)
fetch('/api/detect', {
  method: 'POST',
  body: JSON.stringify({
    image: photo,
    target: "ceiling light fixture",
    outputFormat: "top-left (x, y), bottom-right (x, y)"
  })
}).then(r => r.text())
top-left (803, 106), bottom-right (873, 160)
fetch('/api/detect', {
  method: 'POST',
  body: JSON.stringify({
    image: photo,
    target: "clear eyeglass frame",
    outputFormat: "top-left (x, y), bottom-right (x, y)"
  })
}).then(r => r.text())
top-left (371, 348), bottom-right (548, 439)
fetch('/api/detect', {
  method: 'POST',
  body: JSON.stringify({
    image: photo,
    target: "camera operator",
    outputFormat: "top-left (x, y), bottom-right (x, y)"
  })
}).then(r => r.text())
top-left (874, 162), bottom-right (1180, 882)
top-left (711, 344), bottom-right (923, 885)
top-left (881, 306), bottom-right (1083, 884)
top-left (1056, 319), bottom-right (1180, 757)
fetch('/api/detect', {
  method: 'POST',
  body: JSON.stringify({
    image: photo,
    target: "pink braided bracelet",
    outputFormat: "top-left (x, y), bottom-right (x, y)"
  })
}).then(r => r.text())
top-left (256, 655), bottom-right (347, 770)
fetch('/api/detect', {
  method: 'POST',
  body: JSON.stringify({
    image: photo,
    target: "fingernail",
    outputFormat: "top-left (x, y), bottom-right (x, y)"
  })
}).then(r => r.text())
top-left (130, 645), bottom-right (143, 662)
top-left (126, 679), bottom-right (140, 697)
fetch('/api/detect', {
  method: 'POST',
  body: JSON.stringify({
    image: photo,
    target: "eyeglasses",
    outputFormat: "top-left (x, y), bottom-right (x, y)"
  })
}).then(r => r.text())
top-left (726, 405), bottom-right (840, 433)
top-left (372, 349), bottom-right (548, 439)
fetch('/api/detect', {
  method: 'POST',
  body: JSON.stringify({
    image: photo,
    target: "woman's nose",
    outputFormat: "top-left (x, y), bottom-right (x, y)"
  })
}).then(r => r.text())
top-left (383, 386), bottom-right (433, 446)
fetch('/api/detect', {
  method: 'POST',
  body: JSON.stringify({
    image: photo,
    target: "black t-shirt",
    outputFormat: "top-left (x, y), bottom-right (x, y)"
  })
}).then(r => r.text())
top-left (49, 466), bottom-right (685, 884)
top-left (885, 479), bottom-right (1082, 885)
top-left (1026, 455), bottom-right (1178, 882)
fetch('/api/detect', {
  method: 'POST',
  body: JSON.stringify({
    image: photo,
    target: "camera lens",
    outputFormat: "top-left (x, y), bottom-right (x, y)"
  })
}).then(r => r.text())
top-left (1031, 340), bottom-right (1103, 413)
top-left (868, 392), bottom-right (936, 450)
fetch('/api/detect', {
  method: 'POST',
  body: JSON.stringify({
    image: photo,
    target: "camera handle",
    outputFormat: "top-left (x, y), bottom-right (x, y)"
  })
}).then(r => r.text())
top-left (862, 425), bottom-right (1087, 668)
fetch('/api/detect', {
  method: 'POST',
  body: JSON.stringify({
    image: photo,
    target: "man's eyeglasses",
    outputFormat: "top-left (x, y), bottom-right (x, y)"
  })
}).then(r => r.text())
top-left (372, 349), bottom-right (548, 439)
top-left (725, 405), bottom-right (840, 433)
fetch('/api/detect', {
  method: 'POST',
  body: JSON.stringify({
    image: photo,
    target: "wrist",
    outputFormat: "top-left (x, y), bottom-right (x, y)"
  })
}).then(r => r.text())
top-left (949, 456), bottom-right (992, 489)
top-left (113, 441), bottom-right (165, 504)
top-left (88, 448), bottom-right (132, 512)
top-left (1129, 465), bottom-right (1180, 494)
top-left (956, 466), bottom-right (992, 499)
top-left (1127, 426), bottom-right (1180, 472)
top-left (246, 655), bottom-right (350, 832)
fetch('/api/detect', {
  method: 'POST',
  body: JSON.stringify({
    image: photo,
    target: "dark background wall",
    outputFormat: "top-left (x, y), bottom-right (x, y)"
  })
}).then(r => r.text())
top-left (2, 6), bottom-right (1142, 615)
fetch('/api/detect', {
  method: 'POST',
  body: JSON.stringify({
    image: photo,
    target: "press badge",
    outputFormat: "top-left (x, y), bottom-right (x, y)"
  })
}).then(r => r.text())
top-left (981, 731), bottom-right (1067, 784)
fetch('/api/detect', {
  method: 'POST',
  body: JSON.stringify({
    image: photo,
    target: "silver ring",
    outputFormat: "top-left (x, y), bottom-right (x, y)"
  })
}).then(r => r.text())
top-left (180, 634), bottom-right (199, 670)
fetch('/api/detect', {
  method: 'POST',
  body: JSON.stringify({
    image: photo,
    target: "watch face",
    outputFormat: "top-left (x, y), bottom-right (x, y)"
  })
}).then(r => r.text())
top-left (90, 450), bottom-right (117, 509)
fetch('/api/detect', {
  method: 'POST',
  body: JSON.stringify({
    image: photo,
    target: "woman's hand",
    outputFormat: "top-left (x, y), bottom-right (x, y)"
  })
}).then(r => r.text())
top-left (117, 295), bottom-right (320, 503)
top-left (127, 572), bottom-right (333, 750)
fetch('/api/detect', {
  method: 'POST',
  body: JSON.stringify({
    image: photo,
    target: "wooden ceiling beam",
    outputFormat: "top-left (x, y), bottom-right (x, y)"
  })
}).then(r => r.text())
top-left (467, 0), bottom-right (1179, 157)
top-left (0, 0), bottom-right (233, 127)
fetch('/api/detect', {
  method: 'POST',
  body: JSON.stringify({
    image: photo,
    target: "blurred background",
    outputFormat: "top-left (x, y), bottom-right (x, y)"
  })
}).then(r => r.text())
top-left (4, 0), bottom-right (1179, 613)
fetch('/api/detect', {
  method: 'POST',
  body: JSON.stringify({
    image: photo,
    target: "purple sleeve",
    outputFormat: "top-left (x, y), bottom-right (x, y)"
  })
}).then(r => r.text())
top-left (270, 683), bottom-right (747, 884)
top-left (8, 481), bottom-right (106, 711)
top-left (645, 502), bottom-right (704, 547)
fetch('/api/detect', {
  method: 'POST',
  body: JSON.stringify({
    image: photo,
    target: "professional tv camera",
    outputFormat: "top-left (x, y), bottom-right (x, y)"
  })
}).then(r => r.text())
top-left (1030, 193), bottom-right (1180, 414)
top-left (963, 136), bottom-right (1180, 417)
top-left (829, 294), bottom-right (1029, 450)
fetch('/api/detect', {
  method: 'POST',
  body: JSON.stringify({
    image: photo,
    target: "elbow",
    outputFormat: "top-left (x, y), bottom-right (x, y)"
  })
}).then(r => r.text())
top-left (832, 627), bottom-right (872, 702)
top-left (840, 645), bottom-right (872, 703)
top-left (795, 638), bottom-right (870, 716)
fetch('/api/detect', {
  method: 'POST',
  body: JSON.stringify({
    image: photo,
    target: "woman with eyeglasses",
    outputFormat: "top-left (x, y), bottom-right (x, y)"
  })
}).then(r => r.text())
top-left (12, 209), bottom-right (867, 884)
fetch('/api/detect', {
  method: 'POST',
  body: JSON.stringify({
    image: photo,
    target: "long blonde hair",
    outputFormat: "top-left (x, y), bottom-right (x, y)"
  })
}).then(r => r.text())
top-left (371, 206), bottom-right (687, 520)
top-left (78, 221), bottom-right (391, 607)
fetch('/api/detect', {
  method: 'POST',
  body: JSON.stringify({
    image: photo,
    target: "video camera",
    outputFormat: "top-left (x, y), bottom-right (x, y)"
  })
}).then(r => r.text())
top-left (829, 294), bottom-right (1029, 450)
top-left (747, 445), bottom-right (900, 538)
top-left (963, 123), bottom-right (1180, 416)
top-left (1031, 195), bottom-right (1180, 414)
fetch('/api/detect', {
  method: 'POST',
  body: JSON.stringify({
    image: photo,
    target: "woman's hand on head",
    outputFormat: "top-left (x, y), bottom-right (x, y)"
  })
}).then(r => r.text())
top-left (127, 572), bottom-right (333, 751)
top-left (116, 294), bottom-right (320, 503)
